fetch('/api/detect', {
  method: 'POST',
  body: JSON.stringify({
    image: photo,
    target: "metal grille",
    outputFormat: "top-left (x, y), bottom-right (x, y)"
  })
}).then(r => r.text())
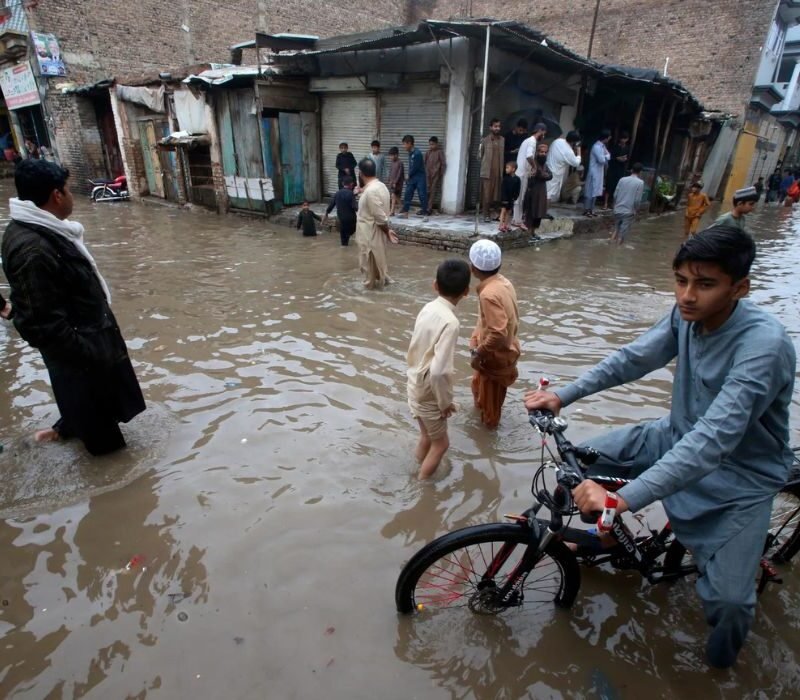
top-left (379, 80), bottom-right (447, 206)
top-left (379, 81), bottom-right (447, 156)
top-left (320, 92), bottom-right (377, 196)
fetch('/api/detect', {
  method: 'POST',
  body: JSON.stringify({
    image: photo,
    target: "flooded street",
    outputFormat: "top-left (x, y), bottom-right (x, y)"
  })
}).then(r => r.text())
top-left (1, 188), bottom-right (800, 699)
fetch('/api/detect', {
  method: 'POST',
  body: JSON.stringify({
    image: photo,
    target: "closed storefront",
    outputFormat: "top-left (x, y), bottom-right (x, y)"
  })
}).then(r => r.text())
top-left (379, 80), bottom-right (447, 165)
top-left (320, 92), bottom-right (377, 195)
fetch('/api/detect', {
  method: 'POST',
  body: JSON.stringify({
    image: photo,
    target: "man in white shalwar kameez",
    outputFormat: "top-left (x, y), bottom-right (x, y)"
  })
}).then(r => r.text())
top-left (546, 131), bottom-right (582, 203)
top-left (355, 158), bottom-right (397, 289)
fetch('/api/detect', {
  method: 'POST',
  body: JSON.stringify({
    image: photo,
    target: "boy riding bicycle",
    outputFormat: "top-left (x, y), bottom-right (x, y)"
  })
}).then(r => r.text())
top-left (524, 225), bottom-right (796, 669)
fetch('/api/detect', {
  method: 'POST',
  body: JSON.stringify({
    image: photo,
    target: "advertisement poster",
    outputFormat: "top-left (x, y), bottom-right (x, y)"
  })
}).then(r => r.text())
top-left (31, 32), bottom-right (66, 77)
top-left (0, 62), bottom-right (40, 109)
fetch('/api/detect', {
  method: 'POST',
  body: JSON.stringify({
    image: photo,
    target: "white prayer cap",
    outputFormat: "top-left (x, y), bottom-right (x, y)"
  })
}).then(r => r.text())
top-left (469, 239), bottom-right (502, 272)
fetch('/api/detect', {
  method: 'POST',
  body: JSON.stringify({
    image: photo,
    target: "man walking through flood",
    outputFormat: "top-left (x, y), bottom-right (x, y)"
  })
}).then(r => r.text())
top-left (1, 159), bottom-right (145, 455)
top-left (355, 158), bottom-right (397, 290)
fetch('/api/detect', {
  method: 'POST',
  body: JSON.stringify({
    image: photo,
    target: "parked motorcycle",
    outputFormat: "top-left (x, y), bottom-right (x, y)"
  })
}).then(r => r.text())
top-left (89, 175), bottom-right (129, 202)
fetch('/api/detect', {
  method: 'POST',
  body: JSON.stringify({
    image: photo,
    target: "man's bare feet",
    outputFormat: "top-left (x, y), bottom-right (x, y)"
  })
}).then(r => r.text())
top-left (34, 428), bottom-right (60, 443)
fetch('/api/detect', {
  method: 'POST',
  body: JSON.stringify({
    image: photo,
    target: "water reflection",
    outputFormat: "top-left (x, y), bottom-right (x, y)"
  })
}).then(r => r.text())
top-left (0, 472), bottom-right (208, 697)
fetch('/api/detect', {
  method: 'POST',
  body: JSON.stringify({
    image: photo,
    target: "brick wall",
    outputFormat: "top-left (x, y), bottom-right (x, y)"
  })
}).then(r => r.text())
top-left (424, 0), bottom-right (778, 117)
top-left (25, 1), bottom-right (411, 87)
top-left (256, 0), bottom-right (410, 35)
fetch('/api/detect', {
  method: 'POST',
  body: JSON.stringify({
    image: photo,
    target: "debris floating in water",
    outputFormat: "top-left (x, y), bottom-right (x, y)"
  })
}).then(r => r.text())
top-left (126, 555), bottom-right (145, 571)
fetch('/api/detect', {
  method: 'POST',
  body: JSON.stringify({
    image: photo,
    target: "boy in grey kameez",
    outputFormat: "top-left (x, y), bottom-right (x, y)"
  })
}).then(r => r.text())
top-left (525, 225), bottom-right (795, 669)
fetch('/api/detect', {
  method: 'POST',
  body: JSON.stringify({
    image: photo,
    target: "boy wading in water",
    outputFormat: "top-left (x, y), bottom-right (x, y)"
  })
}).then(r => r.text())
top-left (684, 181), bottom-right (712, 237)
top-left (407, 259), bottom-right (471, 479)
top-left (296, 201), bottom-right (321, 237)
top-left (323, 175), bottom-right (357, 246)
top-left (715, 187), bottom-right (757, 232)
top-left (468, 239), bottom-right (520, 429)
top-left (525, 225), bottom-right (795, 669)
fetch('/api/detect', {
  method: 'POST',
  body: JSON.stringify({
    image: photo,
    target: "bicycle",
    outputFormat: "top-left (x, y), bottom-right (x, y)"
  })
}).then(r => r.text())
top-left (395, 406), bottom-right (800, 615)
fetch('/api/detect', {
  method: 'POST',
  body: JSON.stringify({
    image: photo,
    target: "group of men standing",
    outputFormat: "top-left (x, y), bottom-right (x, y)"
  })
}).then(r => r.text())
top-left (480, 120), bottom-right (643, 237)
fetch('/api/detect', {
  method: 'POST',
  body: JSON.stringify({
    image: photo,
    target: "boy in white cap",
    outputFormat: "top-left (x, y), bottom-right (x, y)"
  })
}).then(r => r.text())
top-left (407, 259), bottom-right (471, 479)
top-left (715, 187), bottom-right (758, 231)
top-left (468, 239), bottom-right (521, 429)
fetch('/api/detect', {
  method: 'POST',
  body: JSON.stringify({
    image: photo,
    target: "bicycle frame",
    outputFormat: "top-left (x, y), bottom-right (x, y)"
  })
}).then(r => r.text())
top-left (522, 409), bottom-right (698, 586)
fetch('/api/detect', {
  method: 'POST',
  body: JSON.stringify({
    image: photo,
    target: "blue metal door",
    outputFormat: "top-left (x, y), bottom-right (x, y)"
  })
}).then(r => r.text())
top-left (278, 112), bottom-right (305, 205)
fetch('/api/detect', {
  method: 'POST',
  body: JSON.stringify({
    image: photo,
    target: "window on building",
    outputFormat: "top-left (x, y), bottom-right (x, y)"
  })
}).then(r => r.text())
top-left (777, 56), bottom-right (797, 84)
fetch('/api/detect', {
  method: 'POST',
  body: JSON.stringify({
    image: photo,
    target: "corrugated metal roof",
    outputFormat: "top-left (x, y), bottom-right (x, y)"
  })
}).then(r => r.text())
top-left (1, 0), bottom-right (28, 33)
top-left (281, 18), bottom-right (703, 110)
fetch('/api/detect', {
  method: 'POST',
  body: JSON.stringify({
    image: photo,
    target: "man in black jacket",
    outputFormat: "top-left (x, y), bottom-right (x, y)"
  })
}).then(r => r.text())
top-left (1, 160), bottom-right (145, 455)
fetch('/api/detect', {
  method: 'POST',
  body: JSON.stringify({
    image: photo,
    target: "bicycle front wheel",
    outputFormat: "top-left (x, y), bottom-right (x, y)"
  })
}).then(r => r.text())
top-left (395, 523), bottom-right (580, 615)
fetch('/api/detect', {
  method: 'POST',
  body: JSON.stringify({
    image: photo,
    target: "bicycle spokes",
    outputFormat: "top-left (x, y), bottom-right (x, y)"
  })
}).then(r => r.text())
top-left (413, 540), bottom-right (563, 613)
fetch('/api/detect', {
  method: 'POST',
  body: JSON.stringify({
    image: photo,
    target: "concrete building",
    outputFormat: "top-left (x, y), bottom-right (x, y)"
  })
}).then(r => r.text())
top-left (423, 1), bottom-right (800, 200)
top-left (244, 19), bottom-right (705, 216)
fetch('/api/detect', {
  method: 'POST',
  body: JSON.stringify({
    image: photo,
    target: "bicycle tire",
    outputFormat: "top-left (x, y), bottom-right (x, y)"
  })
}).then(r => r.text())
top-left (395, 522), bottom-right (580, 615)
top-left (766, 483), bottom-right (800, 564)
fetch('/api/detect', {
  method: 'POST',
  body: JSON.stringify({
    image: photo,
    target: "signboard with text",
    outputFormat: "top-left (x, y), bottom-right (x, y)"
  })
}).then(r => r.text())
top-left (31, 32), bottom-right (67, 77)
top-left (0, 62), bottom-right (40, 110)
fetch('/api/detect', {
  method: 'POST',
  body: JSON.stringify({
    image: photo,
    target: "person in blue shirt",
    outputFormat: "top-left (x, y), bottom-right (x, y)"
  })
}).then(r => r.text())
top-left (400, 134), bottom-right (429, 218)
top-left (525, 225), bottom-right (796, 669)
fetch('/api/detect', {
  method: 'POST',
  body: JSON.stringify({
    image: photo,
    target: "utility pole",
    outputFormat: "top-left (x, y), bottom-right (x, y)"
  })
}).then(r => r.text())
top-left (587, 0), bottom-right (601, 60)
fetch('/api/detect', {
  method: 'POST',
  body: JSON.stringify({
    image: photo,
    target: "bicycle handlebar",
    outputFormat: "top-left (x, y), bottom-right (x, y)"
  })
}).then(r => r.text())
top-left (528, 407), bottom-right (615, 529)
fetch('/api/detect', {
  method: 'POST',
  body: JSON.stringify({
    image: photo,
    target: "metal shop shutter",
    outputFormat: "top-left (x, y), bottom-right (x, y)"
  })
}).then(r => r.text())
top-left (321, 92), bottom-right (377, 195)
top-left (379, 81), bottom-right (448, 158)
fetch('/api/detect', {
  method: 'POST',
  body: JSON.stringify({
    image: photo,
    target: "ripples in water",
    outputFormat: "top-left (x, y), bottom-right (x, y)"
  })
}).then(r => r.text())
top-left (0, 192), bottom-right (799, 698)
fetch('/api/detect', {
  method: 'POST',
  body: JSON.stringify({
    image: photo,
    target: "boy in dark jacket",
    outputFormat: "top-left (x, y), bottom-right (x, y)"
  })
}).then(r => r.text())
top-left (297, 201), bottom-right (321, 237)
top-left (335, 143), bottom-right (357, 190)
top-left (323, 176), bottom-right (358, 246)
top-left (499, 161), bottom-right (521, 233)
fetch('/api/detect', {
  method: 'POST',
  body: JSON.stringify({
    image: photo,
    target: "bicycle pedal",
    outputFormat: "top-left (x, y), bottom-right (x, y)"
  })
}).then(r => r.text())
top-left (760, 559), bottom-right (783, 585)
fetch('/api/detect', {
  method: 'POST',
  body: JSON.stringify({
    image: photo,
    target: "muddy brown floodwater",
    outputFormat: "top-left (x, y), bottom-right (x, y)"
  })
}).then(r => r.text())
top-left (1, 184), bottom-right (799, 699)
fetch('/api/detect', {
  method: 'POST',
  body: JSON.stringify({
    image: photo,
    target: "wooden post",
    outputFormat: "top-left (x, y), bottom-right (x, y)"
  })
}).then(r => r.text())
top-left (652, 97), bottom-right (667, 166)
top-left (656, 99), bottom-right (677, 173)
top-left (651, 98), bottom-right (678, 212)
top-left (629, 95), bottom-right (645, 156)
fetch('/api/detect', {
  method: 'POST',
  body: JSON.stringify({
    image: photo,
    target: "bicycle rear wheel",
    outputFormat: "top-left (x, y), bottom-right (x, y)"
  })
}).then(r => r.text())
top-left (766, 484), bottom-right (800, 564)
top-left (395, 523), bottom-right (580, 615)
